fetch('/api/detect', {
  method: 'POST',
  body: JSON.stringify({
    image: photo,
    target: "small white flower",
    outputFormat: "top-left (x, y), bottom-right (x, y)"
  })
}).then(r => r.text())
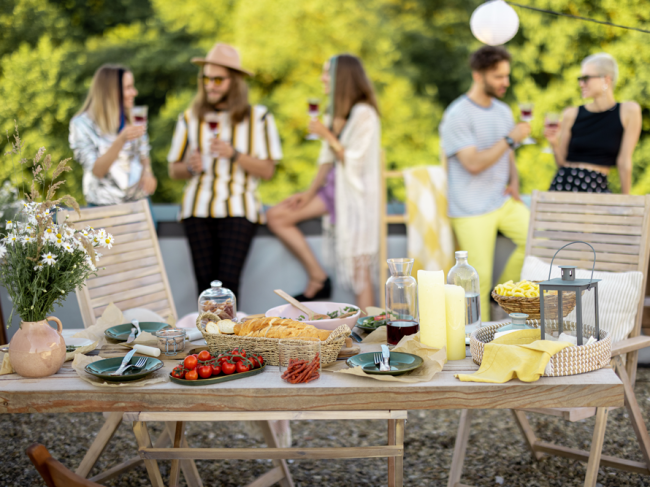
top-left (95, 252), bottom-right (103, 260)
top-left (41, 252), bottom-right (57, 265)
top-left (21, 235), bottom-right (34, 244)
top-left (54, 238), bottom-right (64, 248)
top-left (62, 243), bottom-right (74, 253)
top-left (64, 227), bottom-right (75, 238)
top-left (0, 245), bottom-right (6, 259)
top-left (4, 233), bottom-right (19, 245)
top-left (34, 263), bottom-right (44, 272)
top-left (100, 234), bottom-right (114, 249)
top-left (96, 229), bottom-right (106, 239)
top-left (43, 227), bottom-right (57, 241)
top-left (5, 220), bottom-right (13, 229)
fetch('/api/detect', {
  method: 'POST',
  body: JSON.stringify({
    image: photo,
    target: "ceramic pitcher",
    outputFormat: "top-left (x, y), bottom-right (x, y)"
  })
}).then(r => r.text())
top-left (8, 317), bottom-right (66, 378)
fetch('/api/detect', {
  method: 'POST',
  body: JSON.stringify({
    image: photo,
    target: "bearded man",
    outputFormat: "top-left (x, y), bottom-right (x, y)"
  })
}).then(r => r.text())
top-left (440, 45), bottom-right (531, 321)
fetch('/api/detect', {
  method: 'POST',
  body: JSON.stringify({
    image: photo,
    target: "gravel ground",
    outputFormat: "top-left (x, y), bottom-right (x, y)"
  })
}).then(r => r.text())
top-left (2, 369), bottom-right (650, 487)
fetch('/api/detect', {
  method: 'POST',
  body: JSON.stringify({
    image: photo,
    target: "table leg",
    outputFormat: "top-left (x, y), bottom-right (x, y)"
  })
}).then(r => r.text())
top-left (395, 418), bottom-right (405, 487)
top-left (447, 409), bottom-right (473, 487)
top-left (257, 421), bottom-right (295, 487)
top-left (132, 421), bottom-right (165, 487)
top-left (76, 411), bottom-right (123, 478)
top-left (163, 423), bottom-right (203, 487)
top-left (169, 421), bottom-right (185, 487)
top-left (584, 407), bottom-right (608, 487)
top-left (388, 419), bottom-right (396, 487)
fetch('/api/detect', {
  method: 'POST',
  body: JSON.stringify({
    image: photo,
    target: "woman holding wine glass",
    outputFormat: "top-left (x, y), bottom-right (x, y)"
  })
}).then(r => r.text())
top-left (69, 64), bottom-right (157, 205)
top-left (545, 53), bottom-right (641, 194)
top-left (267, 54), bottom-right (381, 310)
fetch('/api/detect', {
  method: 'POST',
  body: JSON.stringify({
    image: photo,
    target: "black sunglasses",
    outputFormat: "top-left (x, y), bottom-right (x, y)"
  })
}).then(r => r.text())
top-left (203, 75), bottom-right (229, 86)
top-left (577, 75), bottom-right (604, 83)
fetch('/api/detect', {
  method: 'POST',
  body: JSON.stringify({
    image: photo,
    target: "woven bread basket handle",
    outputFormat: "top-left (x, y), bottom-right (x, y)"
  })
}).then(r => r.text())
top-left (325, 324), bottom-right (352, 343)
top-left (548, 241), bottom-right (596, 286)
top-left (196, 312), bottom-right (222, 333)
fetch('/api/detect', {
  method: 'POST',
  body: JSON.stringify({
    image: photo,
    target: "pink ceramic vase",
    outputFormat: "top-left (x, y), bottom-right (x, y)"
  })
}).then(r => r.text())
top-left (8, 316), bottom-right (66, 378)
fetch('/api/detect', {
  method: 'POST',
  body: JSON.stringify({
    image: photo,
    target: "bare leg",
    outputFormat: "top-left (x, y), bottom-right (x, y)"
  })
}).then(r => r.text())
top-left (355, 264), bottom-right (375, 311)
top-left (267, 196), bottom-right (329, 298)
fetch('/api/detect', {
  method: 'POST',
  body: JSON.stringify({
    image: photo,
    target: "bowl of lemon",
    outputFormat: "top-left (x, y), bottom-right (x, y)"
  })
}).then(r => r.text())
top-left (491, 280), bottom-right (578, 320)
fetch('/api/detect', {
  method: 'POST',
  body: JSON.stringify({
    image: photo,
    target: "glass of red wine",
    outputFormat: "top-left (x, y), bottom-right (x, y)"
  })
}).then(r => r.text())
top-left (131, 106), bottom-right (148, 127)
top-left (205, 112), bottom-right (220, 157)
top-left (518, 102), bottom-right (536, 145)
top-left (306, 98), bottom-right (320, 140)
top-left (542, 112), bottom-right (560, 154)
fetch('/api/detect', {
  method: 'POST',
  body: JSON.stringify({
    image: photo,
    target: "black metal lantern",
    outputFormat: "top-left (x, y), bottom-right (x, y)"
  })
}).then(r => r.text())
top-left (539, 241), bottom-right (601, 345)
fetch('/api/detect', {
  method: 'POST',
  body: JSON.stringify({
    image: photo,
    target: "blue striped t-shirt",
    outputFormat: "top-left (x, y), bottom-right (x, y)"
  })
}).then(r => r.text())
top-left (440, 95), bottom-right (514, 218)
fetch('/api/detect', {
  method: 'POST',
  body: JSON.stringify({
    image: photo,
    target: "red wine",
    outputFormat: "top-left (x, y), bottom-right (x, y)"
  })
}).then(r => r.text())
top-left (134, 116), bottom-right (146, 124)
top-left (387, 320), bottom-right (419, 346)
top-left (208, 121), bottom-right (219, 131)
top-left (521, 110), bottom-right (532, 118)
top-left (545, 123), bottom-right (559, 129)
top-left (308, 103), bottom-right (319, 112)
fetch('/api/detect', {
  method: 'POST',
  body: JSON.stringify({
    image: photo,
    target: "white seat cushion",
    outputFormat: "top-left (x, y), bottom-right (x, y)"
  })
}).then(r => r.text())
top-left (521, 256), bottom-right (643, 343)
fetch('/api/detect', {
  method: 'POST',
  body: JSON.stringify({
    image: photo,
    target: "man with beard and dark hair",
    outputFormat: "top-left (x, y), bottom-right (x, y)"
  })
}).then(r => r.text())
top-left (439, 45), bottom-right (531, 321)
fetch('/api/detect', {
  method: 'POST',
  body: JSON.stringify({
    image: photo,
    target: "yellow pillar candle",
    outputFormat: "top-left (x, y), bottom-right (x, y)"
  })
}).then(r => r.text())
top-left (445, 284), bottom-right (466, 360)
top-left (417, 270), bottom-right (446, 349)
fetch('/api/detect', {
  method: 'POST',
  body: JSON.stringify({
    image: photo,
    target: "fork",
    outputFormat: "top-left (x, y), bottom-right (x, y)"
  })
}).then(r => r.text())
top-left (115, 357), bottom-right (148, 376)
top-left (374, 353), bottom-right (382, 369)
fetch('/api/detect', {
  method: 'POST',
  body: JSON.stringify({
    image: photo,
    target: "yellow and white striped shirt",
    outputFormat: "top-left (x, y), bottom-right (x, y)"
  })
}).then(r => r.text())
top-left (167, 105), bottom-right (282, 223)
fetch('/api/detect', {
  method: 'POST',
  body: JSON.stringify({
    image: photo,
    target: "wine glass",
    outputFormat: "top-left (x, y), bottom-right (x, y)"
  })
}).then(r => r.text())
top-left (131, 106), bottom-right (148, 127)
top-left (542, 112), bottom-right (560, 154)
top-left (306, 98), bottom-right (320, 140)
top-left (205, 112), bottom-right (220, 157)
top-left (518, 103), bottom-right (536, 145)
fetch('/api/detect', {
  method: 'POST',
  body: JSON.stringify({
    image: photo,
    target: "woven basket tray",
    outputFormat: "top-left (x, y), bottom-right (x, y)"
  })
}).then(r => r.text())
top-left (491, 286), bottom-right (579, 320)
top-left (469, 320), bottom-right (611, 377)
top-left (196, 312), bottom-right (350, 367)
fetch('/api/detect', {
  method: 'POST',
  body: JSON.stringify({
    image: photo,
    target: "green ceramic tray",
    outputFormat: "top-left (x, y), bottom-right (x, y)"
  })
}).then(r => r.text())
top-left (84, 356), bottom-right (164, 382)
top-left (104, 322), bottom-right (171, 341)
top-left (170, 364), bottom-right (266, 386)
top-left (346, 352), bottom-right (423, 376)
top-left (356, 316), bottom-right (387, 331)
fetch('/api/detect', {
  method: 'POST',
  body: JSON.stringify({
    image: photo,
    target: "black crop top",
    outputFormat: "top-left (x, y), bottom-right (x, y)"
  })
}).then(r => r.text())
top-left (566, 103), bottom-right (624, 167)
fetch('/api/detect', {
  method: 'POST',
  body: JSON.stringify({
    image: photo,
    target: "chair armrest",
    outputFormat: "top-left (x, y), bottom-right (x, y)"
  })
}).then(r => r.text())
top-left (611, 336), bottom-right (650, 357)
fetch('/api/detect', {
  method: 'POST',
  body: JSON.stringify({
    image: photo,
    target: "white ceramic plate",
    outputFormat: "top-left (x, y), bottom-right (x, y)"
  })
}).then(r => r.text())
top-left (265, 301), bottom-right (360, 331)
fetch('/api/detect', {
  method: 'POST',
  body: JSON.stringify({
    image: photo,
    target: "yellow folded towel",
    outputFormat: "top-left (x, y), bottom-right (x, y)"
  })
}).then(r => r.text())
top-left (456, 329), bottom-right (573, 383)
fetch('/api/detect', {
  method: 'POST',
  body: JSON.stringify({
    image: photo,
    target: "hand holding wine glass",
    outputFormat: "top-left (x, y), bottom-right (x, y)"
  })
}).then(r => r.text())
top-left (518, 103), bottom-right (536, 145)
top-left (306, 98), bottom-right (320, 140)
top-left (131, 106), bottom-right (148, 128)
top-left (205, 112), bottom-right (220, 157)
top-left (543, 112), bottom-right (561, 146)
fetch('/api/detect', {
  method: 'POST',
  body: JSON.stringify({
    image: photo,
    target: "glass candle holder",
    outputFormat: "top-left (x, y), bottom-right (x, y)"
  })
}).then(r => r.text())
top-left (155, 328), bottom-right (186, 356)
top-left (279, 338), bottom-right (321, 384)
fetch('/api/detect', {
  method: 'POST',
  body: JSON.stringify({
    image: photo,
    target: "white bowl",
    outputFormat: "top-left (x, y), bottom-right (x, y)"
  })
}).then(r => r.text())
top-left (265, 301), bottom-right (360, 331)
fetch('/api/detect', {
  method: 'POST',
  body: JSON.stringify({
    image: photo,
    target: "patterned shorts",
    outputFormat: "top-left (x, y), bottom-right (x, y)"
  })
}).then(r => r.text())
top-left (549, 167), bottom-right (611, 193)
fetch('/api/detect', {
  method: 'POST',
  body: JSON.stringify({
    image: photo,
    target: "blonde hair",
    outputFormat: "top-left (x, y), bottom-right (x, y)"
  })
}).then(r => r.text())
top-left (77, 64), bottom-right (130, 134)
top-left (582, 53), bottom-right (618, 86)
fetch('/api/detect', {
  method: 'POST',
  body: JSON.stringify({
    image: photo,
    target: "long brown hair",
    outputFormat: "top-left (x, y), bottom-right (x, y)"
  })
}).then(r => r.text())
top-left (333, 54), bottom-right (380, 120)
top-left (76, 64), bottom-right (130, 134)
top-left (191, 66), bottom-right (250, 125)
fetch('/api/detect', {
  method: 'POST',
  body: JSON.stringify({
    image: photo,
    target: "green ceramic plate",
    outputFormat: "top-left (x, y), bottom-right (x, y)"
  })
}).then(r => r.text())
top-left (170, 364), bottom-right (267, 386)
top-left (104, 322), bottom-right (171, 341)
top-left (356, 316), bottom-right (387, 331)
top-left (84, 356), bottom-right (164, 382)
top-left (346, 352), bottom-right (424, 376)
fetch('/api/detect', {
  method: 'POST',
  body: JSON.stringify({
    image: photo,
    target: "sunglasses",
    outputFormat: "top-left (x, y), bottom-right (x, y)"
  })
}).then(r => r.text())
top-left (203, 76), bottom-right (229, 86)
top-left (577, 75), bottom-right (604, 83)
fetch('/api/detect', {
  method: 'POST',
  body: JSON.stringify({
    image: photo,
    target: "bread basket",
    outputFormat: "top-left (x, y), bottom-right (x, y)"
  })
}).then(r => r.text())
top-left (469, 320), bottom-right (611, 377)
top-left (491, 285), bottom-right (579, 320)
top-left (196, 312), bottom-right (350, 366)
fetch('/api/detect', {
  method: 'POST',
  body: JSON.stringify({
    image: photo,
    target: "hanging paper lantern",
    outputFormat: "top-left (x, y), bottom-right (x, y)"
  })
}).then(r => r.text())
top-left (470, 0), bottom-right (520, 46)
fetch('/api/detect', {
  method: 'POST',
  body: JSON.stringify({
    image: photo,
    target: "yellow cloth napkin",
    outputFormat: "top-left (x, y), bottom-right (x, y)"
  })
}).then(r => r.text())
top-left (455, 329), bottom-right (573, 383)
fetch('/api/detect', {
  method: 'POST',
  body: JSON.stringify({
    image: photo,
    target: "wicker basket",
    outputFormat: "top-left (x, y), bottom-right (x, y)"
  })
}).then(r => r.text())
top-left (470, 320), bottom-right (611, 377)
top-left (491, 285), bottom-right (579, 320)
top-left (196, 312), bottom-right (350, 367)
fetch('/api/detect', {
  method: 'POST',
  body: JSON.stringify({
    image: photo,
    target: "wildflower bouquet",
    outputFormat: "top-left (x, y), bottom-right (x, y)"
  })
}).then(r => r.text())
top-left (0, 129), bottom-right (114, 324)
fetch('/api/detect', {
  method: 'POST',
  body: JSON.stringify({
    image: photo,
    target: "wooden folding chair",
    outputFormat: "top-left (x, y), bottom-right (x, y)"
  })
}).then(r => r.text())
top-left (448, 191), bottom-right (650, 487)
top-left (58, 201), bottom-right (293, 486)
top-left (26, 443), bottom-right (103, 487)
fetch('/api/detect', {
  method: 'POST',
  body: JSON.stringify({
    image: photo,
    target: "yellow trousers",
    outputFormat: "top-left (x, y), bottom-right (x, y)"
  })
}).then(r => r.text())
top-left (451, 198), bottom-right (530, 321)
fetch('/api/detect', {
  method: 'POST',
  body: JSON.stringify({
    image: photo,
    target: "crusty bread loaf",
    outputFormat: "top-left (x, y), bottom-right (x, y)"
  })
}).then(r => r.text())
top-left (234, 317), bottom-right (331, 341)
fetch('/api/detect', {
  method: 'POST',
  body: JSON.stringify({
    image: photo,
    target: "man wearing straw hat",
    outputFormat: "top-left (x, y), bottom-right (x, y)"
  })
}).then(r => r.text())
top-left (168, 43), bottom-right (283, 300)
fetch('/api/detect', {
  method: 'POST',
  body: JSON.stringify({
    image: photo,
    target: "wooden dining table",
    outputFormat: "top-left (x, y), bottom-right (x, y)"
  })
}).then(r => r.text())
top-left (0, 337), bottom-right (624, 487)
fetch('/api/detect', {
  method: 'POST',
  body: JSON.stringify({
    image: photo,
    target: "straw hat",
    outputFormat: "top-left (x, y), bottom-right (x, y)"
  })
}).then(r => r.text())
top-left (191, 43), bottom-right (253, 76)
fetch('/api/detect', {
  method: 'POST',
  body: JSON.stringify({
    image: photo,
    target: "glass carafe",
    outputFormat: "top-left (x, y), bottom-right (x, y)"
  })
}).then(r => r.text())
top-left (198, 280), bottom-right (237, 320)
top-left (447, 251), bottom-right (481, 337)
top-left (385, 258), bottom-right (419, 345)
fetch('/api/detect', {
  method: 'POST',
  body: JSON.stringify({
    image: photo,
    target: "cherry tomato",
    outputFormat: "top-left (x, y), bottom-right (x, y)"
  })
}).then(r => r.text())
top-left (257, 355), bottom-right (264, 367)
top-left (171, 366), bottom-right (185, 379)
top-left (236, 361), bottom-right (250, 373)
top-left (198, 365), bottom-right (212, 379)
top-left (198, 350), bottom-right (212, 362)
top-left (222, 362), bottom-right (236, 375)
top-left (184, 355), bottom-right (198, 370)
top-left (211, 364), bottom-right (221, 376)
top-left (185, 369), bottom-right (198, 380)
top-left (248, 356), bottom-right (259, 368)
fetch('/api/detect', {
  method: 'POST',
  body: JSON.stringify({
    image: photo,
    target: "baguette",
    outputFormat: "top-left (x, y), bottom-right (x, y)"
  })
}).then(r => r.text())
top-left (234, 317), bottom-right (331, 341)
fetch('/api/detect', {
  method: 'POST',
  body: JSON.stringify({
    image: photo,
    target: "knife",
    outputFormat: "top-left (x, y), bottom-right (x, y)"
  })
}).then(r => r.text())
top-left (125, 326), bottom-right (137, 344)
top-left (380, 344), bottom-right (391, 371)
top-left (350, 331), bottom-right (363, 343)
top-left (112, 348), bottom-right (137, 376)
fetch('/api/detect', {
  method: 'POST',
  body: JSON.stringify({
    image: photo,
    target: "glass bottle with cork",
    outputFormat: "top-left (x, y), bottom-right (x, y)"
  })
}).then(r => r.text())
top-left (447, 251), bottom-right (481, 339)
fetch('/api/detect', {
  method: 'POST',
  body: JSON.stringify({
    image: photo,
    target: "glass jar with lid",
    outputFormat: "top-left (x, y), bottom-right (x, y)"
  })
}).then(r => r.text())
top-left (198, 280), bottom-right (237, 320)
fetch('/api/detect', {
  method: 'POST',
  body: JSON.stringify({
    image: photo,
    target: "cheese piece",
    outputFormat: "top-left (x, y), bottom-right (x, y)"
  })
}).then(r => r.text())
top-left (417, 270), bottom-right (446, 349)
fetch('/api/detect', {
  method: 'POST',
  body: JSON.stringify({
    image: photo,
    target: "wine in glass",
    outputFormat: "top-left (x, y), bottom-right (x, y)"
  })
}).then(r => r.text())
top-left (518, 102), bottom-right (536, 145)
top-left (205, 112), bottom-right (220, 157)
top-left (306, 98), bottom-right (320, 140)
top-left (131, 106), bottom-right (148, 127)
top-left (542, 112), bottom-right (560, 154)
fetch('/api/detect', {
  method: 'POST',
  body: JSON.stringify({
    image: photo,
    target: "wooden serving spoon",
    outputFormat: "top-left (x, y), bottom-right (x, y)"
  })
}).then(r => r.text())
top-left (273, 289), bottom-right (330, 320)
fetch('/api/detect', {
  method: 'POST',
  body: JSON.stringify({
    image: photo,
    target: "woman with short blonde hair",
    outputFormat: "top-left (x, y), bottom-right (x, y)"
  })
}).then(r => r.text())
top-left (545, 53), bottom-right (641, 194)
top-left (69, 64), bottom-right (157, 205)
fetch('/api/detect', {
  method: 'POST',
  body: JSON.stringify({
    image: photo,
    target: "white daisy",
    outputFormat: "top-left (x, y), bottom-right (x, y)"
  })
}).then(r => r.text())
top-left (96, 229), bottom-right (107, 240)
top-left (64, 227), bottom-right (75, 238)
top-left (54, 238), bottom-right (64, 248)
top-left (100, 234), bottom-right (114, 249)
top-left (21, 235), bottom-right (34, 244)
top-left (62, 243), bottom-right (74, 253)
top-left (34, 262), bottom-right (44, 272)
top-left (0, 245), bottom-right (6, 259)
top-left (43, 227), bottom-right (57, 241)
top-left (41, 252), bottom-right (57, 266)
top-left (5, 220), bottom-right (13, 230)
top-left (4, 233), bottom-right (19, 245)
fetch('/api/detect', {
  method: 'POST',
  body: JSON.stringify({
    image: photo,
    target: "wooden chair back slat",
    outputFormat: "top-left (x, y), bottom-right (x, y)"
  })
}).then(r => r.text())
top-left (27, 443), bottom-right (102, 487)
top-left (57, 200), bottom-right (177, 327)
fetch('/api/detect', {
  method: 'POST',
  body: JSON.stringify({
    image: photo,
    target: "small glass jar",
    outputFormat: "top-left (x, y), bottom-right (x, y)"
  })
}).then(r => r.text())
top-left (198, 280), bottom-right (237, 320)
top-left (279, 338), bottom-right (321, 384)
top-left (155, 328), bottom-right (186, 356)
